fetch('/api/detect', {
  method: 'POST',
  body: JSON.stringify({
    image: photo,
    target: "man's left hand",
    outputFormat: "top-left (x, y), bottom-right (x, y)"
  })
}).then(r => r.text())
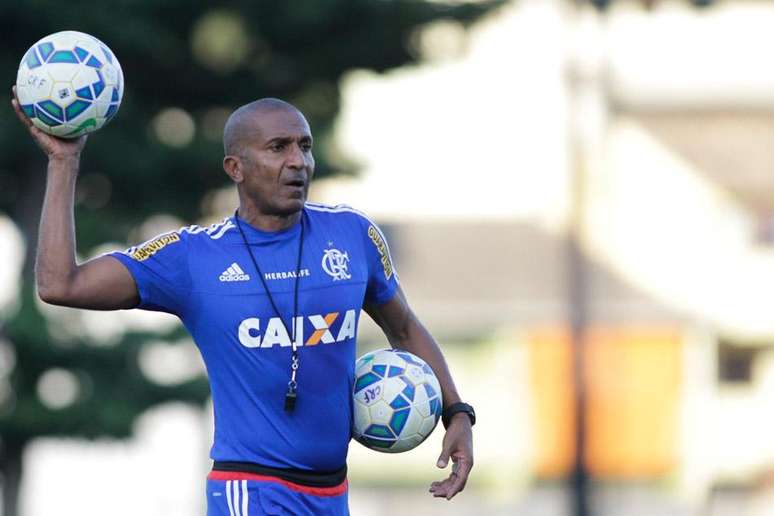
top-left (429, 414), bottom-right (474, 500)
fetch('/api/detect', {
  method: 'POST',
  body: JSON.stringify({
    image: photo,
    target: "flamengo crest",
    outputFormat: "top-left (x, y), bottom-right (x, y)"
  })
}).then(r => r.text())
top-left (322, 248), bottom-right (351, 281)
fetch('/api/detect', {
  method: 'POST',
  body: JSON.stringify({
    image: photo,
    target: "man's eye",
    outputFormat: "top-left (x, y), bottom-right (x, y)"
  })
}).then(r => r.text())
top-left (271, 143), bottom-right (285, 152)
top-left (301, 143), bottom-right (312, 152)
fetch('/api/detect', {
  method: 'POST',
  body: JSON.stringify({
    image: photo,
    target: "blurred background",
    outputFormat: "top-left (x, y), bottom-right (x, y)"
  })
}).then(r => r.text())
top-left (2, 0), bottom-right (774, 514)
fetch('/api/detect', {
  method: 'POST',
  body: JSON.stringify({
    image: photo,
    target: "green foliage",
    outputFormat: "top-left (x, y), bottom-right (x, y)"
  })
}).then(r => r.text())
top-left (1, 0), bottom-right (501, 231)
top-left (0, 0), bottom-right (501, 443)
top-left (2, 286), bottom-right (209, 443)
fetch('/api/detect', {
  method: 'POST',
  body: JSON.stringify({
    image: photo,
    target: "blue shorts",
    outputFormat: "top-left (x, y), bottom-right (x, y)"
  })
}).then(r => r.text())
top-left (206, 472), bottom-right (349, 516)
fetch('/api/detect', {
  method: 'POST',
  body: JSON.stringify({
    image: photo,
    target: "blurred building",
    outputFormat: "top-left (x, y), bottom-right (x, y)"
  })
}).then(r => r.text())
top-left (315, 0), bottom-right (774, 514)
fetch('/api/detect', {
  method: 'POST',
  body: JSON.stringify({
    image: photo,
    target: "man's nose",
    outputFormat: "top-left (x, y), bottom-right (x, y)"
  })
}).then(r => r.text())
top-left (287, 144), bottom-right (306, 169)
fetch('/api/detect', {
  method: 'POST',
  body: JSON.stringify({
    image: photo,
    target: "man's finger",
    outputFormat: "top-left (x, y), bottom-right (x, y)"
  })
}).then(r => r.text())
top-left (10, 86), bottom-right (21, 110)
top-left (437, 448), bottom-right (451, 469)
top-left (444, 458), bottom-right (472, 499)
top-left (445, 472), bottom-right (466, 499)
top-left (429, 467), bottom-right (467, 498)
top-left (429, 478), bottom-right (452, 496)
top-left (10, 87), bottom-right (58, 150)
top-left (10, 101), bottom-right (39, 135)
top-left (431, 483), bottom-right (451, 498)
top-left (10, 97), bottom-right (34, 129)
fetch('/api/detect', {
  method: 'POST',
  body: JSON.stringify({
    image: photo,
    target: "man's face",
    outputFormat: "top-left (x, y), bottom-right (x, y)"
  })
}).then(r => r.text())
top-left (237, 108), bottom-right (315, 217)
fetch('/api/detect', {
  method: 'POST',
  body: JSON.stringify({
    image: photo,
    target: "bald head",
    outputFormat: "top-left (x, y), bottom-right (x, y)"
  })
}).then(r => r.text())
top-left (223, 98), bottom-right (304, 156)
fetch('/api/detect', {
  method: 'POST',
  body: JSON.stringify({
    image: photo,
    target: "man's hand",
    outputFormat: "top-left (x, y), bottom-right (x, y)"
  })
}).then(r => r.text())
top-left (364, 290), bottom-right (473, 499)
top-left (429, 414), bottom-right (474, 500)
top-left (11, 85), bottom-right (87, 159)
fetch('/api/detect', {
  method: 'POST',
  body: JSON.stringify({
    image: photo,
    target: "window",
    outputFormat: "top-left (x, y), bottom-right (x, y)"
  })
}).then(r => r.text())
top-left (717, 339), bottom-right (757, 384)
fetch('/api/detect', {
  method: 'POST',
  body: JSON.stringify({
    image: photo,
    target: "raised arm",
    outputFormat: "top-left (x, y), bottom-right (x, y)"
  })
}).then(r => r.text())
top-left (12, 86), bottom-right (139, 310)
top-left (364, 286), bottom-right (473, 500)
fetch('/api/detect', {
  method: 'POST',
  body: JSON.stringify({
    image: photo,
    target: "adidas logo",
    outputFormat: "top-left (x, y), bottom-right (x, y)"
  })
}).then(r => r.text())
top-left (219, 262), bottom-right (251, 282)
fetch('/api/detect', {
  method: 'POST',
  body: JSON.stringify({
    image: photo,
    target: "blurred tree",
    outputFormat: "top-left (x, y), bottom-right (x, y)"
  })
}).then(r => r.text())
top-left (0, 1), bottom-right (501, 514)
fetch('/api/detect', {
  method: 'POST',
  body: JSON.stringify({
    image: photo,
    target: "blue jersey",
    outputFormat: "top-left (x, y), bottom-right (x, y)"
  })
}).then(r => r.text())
top-left (110, 203), bottom-right (399, 471)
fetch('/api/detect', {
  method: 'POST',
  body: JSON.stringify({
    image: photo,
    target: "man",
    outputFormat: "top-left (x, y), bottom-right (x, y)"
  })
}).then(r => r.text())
top-left (11, 90), bottom-right (475, 515)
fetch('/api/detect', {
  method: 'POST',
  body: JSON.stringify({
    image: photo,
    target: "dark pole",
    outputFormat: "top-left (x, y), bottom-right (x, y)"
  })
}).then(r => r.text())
top-left (568, 199), bottom-right (590, 516)
top-left (0, 438), bottom-right (25, 516)
top-left (567, 81), bottom-right (590, 510)
top-left (567, 7), bottom-right (601, 513)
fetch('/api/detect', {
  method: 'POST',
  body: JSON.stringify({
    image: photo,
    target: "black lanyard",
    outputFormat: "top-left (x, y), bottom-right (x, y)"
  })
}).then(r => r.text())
top-left (234, 209), bottom-right (305, 412)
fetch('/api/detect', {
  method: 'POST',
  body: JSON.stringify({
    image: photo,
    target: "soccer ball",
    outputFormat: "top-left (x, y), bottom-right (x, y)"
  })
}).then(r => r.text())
top-left (352, 348), bottom-right (443, 453)
top-left (16, 31), bottom-right (124, 138)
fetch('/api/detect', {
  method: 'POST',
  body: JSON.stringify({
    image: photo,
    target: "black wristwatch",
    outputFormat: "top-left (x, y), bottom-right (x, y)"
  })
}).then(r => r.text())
top-left (442, 402), bottom-right (476, 429)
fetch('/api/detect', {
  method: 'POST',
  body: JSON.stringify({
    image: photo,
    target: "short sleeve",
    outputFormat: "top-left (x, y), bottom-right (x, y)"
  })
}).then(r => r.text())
top-left (108, 230), bottom-right (192, 315)
top-left (356, 214), bottom-right (400, 305)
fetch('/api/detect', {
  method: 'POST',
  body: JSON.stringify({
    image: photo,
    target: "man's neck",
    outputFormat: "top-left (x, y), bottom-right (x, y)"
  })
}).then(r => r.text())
top-left (237, 204), bottom-right (302, 232)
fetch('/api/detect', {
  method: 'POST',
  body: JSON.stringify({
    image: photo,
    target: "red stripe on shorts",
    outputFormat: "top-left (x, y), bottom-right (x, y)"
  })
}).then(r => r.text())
top-left (207, 470), bottom-right (348, 497)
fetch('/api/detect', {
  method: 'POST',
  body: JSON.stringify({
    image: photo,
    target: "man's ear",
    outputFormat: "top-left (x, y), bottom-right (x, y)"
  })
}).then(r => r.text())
top-left (223, 155), bottom-right (244, 183)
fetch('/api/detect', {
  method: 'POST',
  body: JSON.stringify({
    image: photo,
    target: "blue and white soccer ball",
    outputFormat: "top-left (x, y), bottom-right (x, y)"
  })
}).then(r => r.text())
top-left (16, 31), bottom-right (124, 138)
top-left (353, 348), bottom-right (443, 453)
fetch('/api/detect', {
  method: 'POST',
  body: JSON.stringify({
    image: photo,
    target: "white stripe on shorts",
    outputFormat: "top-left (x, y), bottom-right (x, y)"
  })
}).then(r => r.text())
top-left (242, 480), bottom-right (249, 516)
top-left (226, 480), bottom-right (235, 516)
top-left (233, 479), bottom-right (241, 516)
